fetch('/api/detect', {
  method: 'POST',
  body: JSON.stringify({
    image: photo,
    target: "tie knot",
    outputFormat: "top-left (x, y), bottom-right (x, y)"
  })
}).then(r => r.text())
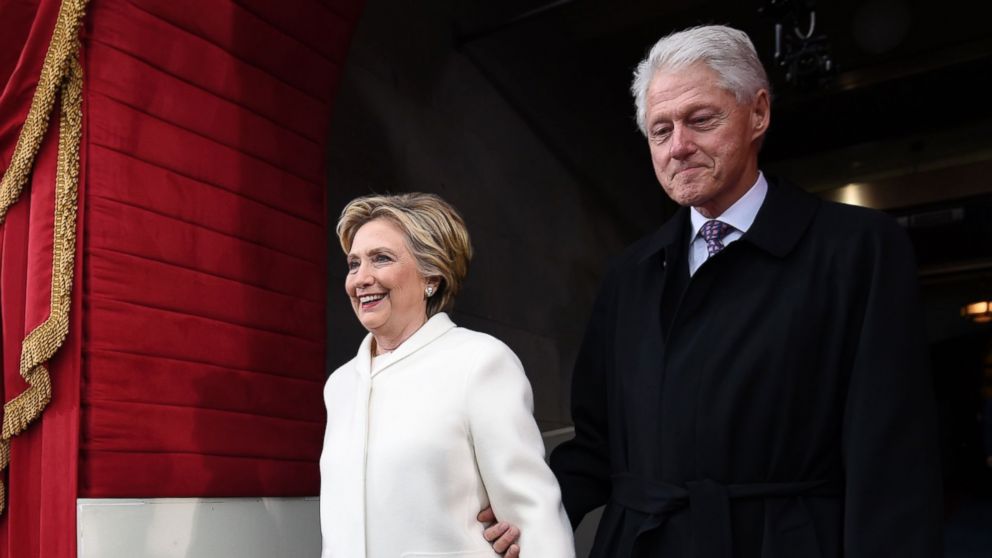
top-left (700, 220), bottom-right (734, 257)
top-left (700, 220), bottom-right (733, 242)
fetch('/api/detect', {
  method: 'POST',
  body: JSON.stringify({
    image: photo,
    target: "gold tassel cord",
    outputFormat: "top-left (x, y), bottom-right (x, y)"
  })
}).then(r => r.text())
top-left (1, 57), bottom-right (81, 440)
top-left (0, 0), bottom-right (88, 515)
top-left (0, 0), bottom-right (89, 223)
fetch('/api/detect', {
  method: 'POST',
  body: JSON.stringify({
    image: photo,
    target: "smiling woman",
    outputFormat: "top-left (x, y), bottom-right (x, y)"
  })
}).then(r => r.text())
top-left (345, 219), bottom-right (433, 352)
top-left (322, 193), bottom-right (575, 558)
top-left (336, 193), bottom-right (471, 355)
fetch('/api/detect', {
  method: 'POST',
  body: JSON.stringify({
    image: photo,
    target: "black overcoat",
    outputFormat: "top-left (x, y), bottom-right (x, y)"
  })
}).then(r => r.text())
top-left (550, 178), bottom-right (942, 558)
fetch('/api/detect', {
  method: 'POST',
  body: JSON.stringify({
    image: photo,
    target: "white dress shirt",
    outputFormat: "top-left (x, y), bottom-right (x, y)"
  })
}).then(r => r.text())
top-left (687, 172), bottom-right (768, 276)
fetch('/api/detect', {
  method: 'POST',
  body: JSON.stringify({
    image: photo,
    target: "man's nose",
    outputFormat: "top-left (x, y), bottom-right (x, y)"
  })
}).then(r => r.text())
top-left (669, 125), bottom-right (696, 159)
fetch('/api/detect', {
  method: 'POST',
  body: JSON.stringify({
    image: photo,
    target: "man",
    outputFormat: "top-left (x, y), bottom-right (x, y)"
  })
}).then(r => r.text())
top-left (484, 24), bottom-right (942, 557)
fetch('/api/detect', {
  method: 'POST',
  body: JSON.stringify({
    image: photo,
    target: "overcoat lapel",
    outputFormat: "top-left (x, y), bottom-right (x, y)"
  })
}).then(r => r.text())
top-left (601, 177), bottom-right (817, 393)
top-left (613, 178), bottom-right (816, 361)
top-left (616, 209), bottom-right (689, 382)
top-left (741, 176), bottom-right (818, 259)
top-left (613, 209), bottom-right (689, 473)
top-left (663, 178), bottom-right (819, 355)
top-left (363, 312), bottom-right (457, 378)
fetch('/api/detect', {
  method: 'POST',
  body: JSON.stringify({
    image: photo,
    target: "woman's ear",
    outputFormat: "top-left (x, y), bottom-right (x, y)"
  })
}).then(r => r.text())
top-left (424, 277), bottom-right (441, 298)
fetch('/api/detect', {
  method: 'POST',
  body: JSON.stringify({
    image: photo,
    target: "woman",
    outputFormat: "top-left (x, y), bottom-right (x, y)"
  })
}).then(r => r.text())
top-left (320, 193), bottom-right (575, 558)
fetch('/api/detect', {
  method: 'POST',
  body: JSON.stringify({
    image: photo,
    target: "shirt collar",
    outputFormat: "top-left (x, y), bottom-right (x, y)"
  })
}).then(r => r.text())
top-left (689, 171), bottom-right (768, 239)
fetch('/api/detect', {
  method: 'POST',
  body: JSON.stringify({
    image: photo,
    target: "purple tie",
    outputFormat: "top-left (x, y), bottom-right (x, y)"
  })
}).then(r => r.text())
top-left (700, 220), bottom-right (734, 257)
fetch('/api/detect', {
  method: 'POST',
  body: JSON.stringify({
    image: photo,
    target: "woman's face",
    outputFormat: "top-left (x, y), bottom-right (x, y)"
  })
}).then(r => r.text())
top-left (345, 219), bottom-right (430, 342)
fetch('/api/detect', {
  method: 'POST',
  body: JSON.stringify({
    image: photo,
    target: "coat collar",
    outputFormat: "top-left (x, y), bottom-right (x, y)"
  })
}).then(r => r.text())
top-left (637, 175), bottom-right (818, 264)
top-left (742, 175), bottom-right (819, 258)
top-left (637, 207), bottom-right (689, 265)
top-left (355, 312), bottom-right (457, 378)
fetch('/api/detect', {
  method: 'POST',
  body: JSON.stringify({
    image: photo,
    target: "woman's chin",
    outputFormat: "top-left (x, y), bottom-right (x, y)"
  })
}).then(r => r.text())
top-left (358, 314), bottom-right (386, 333)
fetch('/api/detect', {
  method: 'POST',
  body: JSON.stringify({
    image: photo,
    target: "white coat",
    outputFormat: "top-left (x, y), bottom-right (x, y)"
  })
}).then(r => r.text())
top-left (320, 312), bottom-right (575, 558)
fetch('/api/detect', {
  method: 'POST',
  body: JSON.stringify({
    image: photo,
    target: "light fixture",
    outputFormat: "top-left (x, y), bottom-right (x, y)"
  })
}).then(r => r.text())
top-left (961, 301), bottom-right (992, 324)
top-left (759, 0), bottom-right (835, 89)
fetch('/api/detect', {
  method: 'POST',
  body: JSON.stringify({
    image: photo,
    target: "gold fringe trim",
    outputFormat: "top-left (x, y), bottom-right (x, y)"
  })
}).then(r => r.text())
top-left (0, 0), bottom-right (88, 515)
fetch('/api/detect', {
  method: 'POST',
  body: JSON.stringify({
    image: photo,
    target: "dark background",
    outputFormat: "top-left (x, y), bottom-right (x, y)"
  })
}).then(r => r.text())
top-left (325, 1), bottom-right (992, 553)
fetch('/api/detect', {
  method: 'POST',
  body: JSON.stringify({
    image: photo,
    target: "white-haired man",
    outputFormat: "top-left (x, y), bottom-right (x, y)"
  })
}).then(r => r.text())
top-left (484, 24), bottom-right (942, 558)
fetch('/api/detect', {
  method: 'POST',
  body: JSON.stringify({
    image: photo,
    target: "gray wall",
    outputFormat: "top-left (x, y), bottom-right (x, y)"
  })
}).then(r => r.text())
top-left (325, 1), bottom-right (631, 430)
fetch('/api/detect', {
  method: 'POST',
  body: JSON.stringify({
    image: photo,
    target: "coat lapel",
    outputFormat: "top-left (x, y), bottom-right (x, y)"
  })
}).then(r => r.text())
top-left (367, 312), bottom-right (457, 378)
top-left (665, 178), bottom-right (819, 343)
top-left (741, 176), bottom-right (819, 258)
top-left (616, 209), bottom-right (689, 389)
top-left (610, 209), bottom-right (689, 473)
top-left (354, 334), bottom-right (374, 378)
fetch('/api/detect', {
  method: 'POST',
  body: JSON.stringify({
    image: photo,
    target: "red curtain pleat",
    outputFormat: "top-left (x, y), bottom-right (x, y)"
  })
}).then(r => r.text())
top-left (77, 0), bottom-right (364, 497)
top-left (0, 0), bottom-right (365, 556)
top-left (0, 1), bottom-right (84, 555)
top-left (0, 74), bottom-right (85, 558)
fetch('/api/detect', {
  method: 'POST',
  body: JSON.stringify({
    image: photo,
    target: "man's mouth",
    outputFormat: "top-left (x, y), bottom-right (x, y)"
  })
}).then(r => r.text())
top-left (674, 165), bottom-right (704, 176)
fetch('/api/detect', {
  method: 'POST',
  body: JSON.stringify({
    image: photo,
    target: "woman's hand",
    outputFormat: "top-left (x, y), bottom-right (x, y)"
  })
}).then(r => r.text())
top-left (478, 507), bottom-right (520, 557)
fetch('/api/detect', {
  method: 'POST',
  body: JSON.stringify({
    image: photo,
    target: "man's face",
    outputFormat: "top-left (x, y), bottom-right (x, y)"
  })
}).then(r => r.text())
top-left (644, 62), bottom-right (769, 218)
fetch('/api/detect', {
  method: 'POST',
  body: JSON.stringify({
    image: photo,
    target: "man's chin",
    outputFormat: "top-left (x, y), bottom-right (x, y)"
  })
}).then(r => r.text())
top-left (663, 184), bottom-right (711, 208)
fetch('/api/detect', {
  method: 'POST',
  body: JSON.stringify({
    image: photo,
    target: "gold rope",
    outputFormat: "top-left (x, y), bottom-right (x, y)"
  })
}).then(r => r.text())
top-left (0, 0), bottom-right (88, 222)
top-left (0, 0), bottom-right (88, 514)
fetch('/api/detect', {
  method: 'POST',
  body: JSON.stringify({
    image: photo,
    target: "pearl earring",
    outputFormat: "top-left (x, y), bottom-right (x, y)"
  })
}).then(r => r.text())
top-left (425, 286), bottom-right (435, 297)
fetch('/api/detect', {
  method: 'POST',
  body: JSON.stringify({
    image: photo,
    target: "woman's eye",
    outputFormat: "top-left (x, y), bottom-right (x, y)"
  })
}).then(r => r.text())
top-left (373, 254), bottom-right (392, 264)
top-left (347, 260), bottom-right (360, 271)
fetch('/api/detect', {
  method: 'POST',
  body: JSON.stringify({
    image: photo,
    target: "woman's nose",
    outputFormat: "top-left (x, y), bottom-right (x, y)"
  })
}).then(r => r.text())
top-left (352, 262), bottom-right (374, 287)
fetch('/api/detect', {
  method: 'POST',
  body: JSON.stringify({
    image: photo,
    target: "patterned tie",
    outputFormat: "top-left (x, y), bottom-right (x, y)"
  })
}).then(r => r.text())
top-left (700, 219), bottom-right (734, 257)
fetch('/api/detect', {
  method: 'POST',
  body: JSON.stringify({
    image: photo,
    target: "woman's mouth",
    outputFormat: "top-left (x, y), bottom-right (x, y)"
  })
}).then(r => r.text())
top-left (359, 293), bottom-right (386, 310)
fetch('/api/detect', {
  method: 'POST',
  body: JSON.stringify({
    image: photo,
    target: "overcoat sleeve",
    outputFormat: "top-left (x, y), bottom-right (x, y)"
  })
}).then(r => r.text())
top-left (466, 341), bottom-right (576, 558)
top-left (549, 268), bottom-right (617, 528)
top-left (841, 216), bottom-right (943, 557)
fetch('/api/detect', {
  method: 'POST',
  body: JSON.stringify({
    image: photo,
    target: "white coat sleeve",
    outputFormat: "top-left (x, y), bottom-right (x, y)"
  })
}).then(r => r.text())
top-left (465, 341), bottom-right (576, 558)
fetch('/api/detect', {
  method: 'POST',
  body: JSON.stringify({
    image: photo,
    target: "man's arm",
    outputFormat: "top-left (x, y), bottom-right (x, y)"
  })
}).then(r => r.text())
top-left (467, 341), bottom-right (575, 558)
top-left (478, 507), bottom-right (519, 557)
top-left (479, 266), bottom-right (619, 552)
top-left (841, 216), bottom-right (942, 557)
top-left (549, 268), bottom-right (617, 527)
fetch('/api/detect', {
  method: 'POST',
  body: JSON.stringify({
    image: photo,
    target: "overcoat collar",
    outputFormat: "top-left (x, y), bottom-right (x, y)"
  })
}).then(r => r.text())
top-left (354, 312), bottom-right (457, 378)
top-left (637, 207), bottom-right (689, 265)
top-left (636, 176), bottom-right (818, 264)
top-left (743, 176), bottom-right (819, 258)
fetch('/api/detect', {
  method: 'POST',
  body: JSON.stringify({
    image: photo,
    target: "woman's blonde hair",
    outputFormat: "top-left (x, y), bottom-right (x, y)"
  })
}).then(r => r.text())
top-left (336, 193), bottom-right (473, 317)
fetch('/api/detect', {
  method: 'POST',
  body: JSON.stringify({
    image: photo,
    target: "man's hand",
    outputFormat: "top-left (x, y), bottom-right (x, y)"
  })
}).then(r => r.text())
top-left (477, 506), bottom-right (520, 557)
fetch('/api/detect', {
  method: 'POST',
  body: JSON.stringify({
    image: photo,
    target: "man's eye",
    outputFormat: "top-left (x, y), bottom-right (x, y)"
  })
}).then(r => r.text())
top-left (691, 114), bottom-right (715, 126)
top-left (651, 128), bottom-right (671, 141)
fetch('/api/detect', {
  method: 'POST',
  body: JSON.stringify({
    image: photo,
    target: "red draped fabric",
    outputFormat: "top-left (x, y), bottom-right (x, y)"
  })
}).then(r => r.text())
top-left (1, 3), bottom-right (83, 556)
top-left (0, 0), bottom-right (364, 556)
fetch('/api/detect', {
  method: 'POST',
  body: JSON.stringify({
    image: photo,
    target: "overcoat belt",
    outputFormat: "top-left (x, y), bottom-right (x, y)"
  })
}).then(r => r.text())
top-left (610, 473), bottom-right (840, 558)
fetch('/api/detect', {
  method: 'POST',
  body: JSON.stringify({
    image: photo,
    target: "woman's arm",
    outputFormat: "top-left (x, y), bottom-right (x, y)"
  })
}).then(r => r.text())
top-left (466, 340), bottom-right (576, 558)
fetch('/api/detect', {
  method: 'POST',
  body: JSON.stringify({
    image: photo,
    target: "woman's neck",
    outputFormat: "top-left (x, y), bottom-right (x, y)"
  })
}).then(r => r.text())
top-left (372, 315), bottom-right (428, 356)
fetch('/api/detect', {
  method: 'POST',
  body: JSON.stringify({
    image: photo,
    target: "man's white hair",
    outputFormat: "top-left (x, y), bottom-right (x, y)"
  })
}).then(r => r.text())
top-left (631, 25), bottom-right (770, 136)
